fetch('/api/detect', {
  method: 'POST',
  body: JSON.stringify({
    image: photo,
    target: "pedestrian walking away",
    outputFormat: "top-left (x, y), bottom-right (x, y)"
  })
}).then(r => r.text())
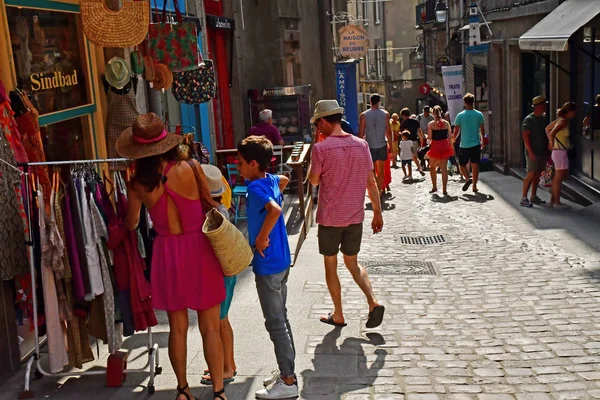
top-left (116, 113), bottom-right (228, 400)
top-left (453, 93), bottom-right (485, 193)
top-left (309, 99), bottom-right (386, 330)
top-left (400, 107), bottom-right (426, 177)
top-left (427, 106), bottom-right (454, 195)
top-left (520, 95), bottom-right (549, 207)
top-left (359, 94), bottom-right (393, 197)
top-left (237, 136), bottom-right (298, 399)
top-left (545, 102), bottom-right (578, 210)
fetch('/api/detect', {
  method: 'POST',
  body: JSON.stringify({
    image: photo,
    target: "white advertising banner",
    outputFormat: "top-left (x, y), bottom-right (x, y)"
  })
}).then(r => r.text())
top-left (442, 65), bottom-right (464, 124)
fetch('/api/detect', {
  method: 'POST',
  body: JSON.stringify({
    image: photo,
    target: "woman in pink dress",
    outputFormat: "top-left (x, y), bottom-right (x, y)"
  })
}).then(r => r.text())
top-left (117, 113), bottom-right (227, 400)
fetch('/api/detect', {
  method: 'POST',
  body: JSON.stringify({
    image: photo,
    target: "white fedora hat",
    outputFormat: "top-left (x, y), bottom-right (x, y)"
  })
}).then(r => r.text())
top-left (310, 100), bottom-right (344, 124)
top-left (200, 164), bottom-right (226, 197)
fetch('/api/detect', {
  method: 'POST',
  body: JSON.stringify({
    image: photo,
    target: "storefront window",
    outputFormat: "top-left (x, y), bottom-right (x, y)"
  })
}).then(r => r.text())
top-left (6, 6), bottom-right (91, 115)
top-left (42, 117), bottom-right (88, 161)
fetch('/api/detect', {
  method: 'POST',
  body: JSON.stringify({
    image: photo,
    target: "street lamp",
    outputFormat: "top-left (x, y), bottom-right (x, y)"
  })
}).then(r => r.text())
top-left (435, 0), bottom-right (448, 24)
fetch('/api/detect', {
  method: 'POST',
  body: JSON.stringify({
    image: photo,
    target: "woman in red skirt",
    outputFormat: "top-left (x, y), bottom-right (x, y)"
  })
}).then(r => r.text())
top-left (427, 106), bottom-right (454, 195)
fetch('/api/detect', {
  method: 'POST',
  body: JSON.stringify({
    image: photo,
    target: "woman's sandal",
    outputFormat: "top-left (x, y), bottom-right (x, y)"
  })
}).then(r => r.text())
top-left (176, 384), bottom-right (194, 400)
top-left (214, 388), bottom-right (226, 399)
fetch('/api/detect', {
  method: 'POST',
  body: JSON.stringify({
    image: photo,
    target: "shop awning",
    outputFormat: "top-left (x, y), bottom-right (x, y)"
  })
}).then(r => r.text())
top-left (519, 0), bottom-right (600, 52)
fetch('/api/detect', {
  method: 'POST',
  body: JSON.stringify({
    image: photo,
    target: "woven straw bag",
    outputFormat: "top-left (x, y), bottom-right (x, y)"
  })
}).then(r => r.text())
top-left (186, 160), bottom-right (252, 276)
top-left (202, 209), bottom-right (252, 277)
top-left (81, 0), bottom-right (149, 47)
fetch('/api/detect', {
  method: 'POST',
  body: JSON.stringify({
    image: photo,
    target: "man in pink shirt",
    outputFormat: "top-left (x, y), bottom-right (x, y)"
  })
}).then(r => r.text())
top-left (308, 100), bottom-right (385, 329)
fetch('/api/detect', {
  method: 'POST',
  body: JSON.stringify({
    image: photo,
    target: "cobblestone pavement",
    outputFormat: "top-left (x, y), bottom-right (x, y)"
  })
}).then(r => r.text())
top-left (299, 168), bottom-right (600, 400)
top-left (2, 168), bottom-right (600, 400)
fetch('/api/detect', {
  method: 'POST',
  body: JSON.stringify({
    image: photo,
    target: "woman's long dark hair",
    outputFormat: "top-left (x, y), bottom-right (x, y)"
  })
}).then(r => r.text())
top-left (133, 146), bottom-right (182, 192)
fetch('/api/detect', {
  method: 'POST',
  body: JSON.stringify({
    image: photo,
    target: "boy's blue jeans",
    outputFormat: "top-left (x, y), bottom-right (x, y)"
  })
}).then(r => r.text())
top-left (255, 268), bottom-right (296, 377)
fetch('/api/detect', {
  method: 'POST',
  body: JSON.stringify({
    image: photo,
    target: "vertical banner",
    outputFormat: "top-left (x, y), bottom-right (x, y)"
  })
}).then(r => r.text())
top-left (442, 65), bottom-right (465, 123)
top-left (336, 61), bottom-right (359, 133)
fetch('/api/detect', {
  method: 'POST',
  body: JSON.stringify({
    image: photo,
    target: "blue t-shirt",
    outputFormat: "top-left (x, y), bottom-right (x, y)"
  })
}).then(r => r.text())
top-left (341, 119), bottom-right (355, 135)
top-left (246, 174), bottom-right (291, 276)
top-left (454, 109), bottom-right (484, 148)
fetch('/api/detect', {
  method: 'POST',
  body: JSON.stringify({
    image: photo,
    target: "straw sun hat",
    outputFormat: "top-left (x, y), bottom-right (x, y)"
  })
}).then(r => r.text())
top-left (116, 113), bottom-right (182, 159)
top-left (310, 100), bottom-right (344, 124)
top-left (105, 57), bottom-right (131, 90)
top-left (200, 164), bottom-right (226, 197)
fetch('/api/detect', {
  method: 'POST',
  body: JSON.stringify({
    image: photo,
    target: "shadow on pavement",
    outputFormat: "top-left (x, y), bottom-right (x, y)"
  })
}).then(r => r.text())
top-left (479, 172), bottom-right (600, 253)
top-left (401, 177), bottom-right (425, 184)
top-left (300, 327), bottom-right (387, 399)
top-left (460, 192), bottom-right (495, 203)
top-left (365, 202), bottom-right (396, 212)
top-left (430, 194), bottom-right (459, 203)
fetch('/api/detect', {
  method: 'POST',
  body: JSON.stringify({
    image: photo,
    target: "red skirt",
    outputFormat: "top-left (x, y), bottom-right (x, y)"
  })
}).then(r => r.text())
top-left (427, 139), bottom-right (454, 160)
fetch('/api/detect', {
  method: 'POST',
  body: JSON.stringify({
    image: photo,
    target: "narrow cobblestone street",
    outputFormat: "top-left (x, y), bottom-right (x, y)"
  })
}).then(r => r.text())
top-left (295, 168), bottom-right (600, 400)
top-left (2, 168), bottom-right (600, 400)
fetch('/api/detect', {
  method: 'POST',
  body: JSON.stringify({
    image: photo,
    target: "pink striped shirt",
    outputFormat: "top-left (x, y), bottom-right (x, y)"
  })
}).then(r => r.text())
top-left (311, 134), bottom-right (374, 227)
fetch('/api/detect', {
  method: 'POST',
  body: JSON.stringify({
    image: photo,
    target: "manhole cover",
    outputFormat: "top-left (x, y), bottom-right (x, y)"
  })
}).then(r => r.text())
top-left (361, 261), bottom-right (437, 275)
top-left (399, 235), bottom-right (446, 245)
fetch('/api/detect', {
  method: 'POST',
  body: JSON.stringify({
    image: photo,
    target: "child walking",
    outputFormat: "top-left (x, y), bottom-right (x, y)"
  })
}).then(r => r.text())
top-left (237, 136), bottom-right (297, 399)
top-left (199, 164), bottom-right (238, 387)
top-left (399, 131), bottom-right (414, 180)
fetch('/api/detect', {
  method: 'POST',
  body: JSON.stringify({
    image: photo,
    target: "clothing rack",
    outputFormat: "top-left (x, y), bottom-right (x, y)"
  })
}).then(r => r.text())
top-left (13, 158), bottom-right (161, 399)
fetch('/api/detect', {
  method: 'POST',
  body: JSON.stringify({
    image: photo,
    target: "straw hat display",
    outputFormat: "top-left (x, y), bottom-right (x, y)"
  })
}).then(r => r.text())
top-left (151, 63), bottom-right (173, 91)
top-left (105, 57), bottom-right (131, 90)
top-left (143, 55), bottom-right (155, 81)
top-left (116, 112), bottom-right (182, 159)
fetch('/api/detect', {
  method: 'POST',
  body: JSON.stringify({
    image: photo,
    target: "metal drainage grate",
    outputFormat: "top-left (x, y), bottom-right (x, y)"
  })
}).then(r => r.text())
top-left (399, 235), bottom-right (446, 245)
top-left (361, 261), bottom-right (437, 276)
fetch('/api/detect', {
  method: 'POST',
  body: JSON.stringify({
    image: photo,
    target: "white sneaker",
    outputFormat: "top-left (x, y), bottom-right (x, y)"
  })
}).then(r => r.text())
top-left (255, 378), bottom-right (298, 399)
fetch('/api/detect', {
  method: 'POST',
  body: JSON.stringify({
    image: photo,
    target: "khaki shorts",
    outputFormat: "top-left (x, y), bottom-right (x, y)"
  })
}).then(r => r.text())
top-left (318, 223), bottom-right (363, 256)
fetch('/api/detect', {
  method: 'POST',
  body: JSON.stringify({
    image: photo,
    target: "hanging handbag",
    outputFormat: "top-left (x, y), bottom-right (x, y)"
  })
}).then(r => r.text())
top-left (172, 59), bottom-right (216, 104)
top-left (81, 0), bottom-right (149, 47)
top-left (147, 0), bottom-right (199, 71)
top-left (187, 160), bottom-right (252, 277)
top-left (130, 47), bottom-right (144, 75)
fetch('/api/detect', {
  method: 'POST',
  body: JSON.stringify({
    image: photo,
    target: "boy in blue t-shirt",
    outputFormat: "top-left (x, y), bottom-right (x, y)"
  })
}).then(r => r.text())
top-left (237, 136), bottom-right (297, 399)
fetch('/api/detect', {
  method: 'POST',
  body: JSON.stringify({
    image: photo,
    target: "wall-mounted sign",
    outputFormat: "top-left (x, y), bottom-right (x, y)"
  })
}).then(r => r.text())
top-left (30, 71), bottom-right (79, 91)
top-left (207, 15), bottom-right (234, 30)
top-left (335, 61), bottom-right (359, 133)
top-left (338, 25), bottom-right (369, 58)
top-left (441, 65), bottom-right (464, 123)
top-left (419, 83), bottom-right (431, 95)
top-left (466, 43), bottom-right (490, 54)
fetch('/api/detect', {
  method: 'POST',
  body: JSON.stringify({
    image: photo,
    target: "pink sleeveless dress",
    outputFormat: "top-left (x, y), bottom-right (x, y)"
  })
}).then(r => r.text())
top-left (148, 162), bottom-right (225, 311)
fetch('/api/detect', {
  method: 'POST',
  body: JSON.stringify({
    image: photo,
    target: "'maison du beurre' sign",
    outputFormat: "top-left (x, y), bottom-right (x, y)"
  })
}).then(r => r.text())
top-left (338, 25), bottom-right (369, 58)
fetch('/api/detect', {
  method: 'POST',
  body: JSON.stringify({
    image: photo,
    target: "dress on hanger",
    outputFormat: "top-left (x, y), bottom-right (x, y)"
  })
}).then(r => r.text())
top-left (77, 177), bottom-right (104, 298)
top-left (39, 188), bottom-right (69, 373)
top-left (0, 102), bottom-right (29, 281)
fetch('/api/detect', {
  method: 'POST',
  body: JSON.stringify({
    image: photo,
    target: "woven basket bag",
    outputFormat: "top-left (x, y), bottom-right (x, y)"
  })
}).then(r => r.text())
top-left (81, 0), bottom-right (150, 48)
top-left (202, 209), bottom-right (252, 277)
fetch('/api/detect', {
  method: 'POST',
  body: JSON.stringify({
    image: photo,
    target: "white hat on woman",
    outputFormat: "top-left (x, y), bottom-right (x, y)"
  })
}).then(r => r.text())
top-left (200, 164), bottom-right (226, 197)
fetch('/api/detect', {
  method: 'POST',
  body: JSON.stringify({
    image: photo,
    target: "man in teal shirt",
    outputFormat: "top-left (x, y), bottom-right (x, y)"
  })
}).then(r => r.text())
top-left (453, 93), bottom-right (485, 192)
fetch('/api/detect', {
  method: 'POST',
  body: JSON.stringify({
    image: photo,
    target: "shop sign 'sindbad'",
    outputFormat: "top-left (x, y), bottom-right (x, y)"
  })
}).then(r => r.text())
top-left (30, 71), bottom-right (79, 91)
top-left (338, 25), bottom-right (369, 58)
